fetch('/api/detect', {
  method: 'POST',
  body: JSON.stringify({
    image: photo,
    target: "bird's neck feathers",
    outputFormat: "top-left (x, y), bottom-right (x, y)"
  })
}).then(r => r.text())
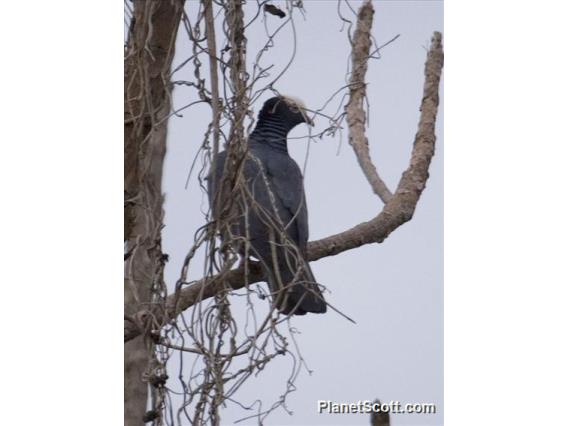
top-left (249, 116), bottom-right (292, 154)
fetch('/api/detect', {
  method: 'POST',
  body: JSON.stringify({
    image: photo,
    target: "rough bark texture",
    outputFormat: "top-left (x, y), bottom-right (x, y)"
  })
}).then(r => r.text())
top-left (124, 1), bottom-right (184, 425)
top-left (346, 0), bottom-right (393, 204)
top-left (124, 31), bottom-right (444, 344)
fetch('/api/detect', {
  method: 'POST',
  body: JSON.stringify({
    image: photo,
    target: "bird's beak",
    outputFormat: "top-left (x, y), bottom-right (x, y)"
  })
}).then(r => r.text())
top-left (304, 115), bottom-right (314, 127)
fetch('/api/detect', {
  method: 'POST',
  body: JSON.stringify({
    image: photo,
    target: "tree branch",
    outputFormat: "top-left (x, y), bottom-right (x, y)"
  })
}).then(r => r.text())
top-left (124, 31), bottom-right (444, 343)
top-left (203, 0), bottom-right (221, 161)
top-left (346, 0), bottom-right (393, 204)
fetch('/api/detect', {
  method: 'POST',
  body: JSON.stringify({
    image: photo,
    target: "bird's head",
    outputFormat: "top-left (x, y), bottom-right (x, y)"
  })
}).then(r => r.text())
top-left (257, 95), bottom-right (314, 130)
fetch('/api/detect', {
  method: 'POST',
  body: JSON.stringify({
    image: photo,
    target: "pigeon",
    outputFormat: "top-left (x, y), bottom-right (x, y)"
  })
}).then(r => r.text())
top-left (209, 95), bottom-right (326, 315)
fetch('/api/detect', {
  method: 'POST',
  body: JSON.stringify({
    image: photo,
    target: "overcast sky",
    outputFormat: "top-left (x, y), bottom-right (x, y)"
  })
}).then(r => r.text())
top-left (162, 1), bottom-right (443, 425)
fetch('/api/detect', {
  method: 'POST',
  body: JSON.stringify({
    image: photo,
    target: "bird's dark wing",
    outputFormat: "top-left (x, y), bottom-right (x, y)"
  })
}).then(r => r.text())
top-left (207, 149), bottom-right (308, 255)
top-left (207, 149), bottom-right (325, 315)
top-left (262, 154), bottom-right (325, 315)
top-left (207, 151), bottom-right (227, 218)
top-left (263, 154), bottom-right (309, 252)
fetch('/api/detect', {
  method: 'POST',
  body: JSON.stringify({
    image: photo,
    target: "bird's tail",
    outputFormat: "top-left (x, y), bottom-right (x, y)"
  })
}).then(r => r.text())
top-left (267, 256), bottom-right (327, 316)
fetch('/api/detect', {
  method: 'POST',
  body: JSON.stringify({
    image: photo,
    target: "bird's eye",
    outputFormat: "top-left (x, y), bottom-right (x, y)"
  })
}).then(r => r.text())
top-left (289, 105), bottom-right (299, 113)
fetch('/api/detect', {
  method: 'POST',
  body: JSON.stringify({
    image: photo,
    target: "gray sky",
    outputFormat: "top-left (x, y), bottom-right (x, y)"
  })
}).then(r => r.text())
top-left (162, 1), bottom-right (443, 424)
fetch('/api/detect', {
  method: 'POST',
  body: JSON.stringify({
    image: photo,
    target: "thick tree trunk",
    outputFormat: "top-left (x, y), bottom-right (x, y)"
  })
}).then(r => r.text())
top-left (124, 1), bottom-right (184, 424)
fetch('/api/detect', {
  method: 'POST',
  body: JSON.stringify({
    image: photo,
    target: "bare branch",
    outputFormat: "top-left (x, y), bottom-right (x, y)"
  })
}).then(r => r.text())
top-left (313, 31), bottom-right (443, 258)
top-left (213, 0), bottom-right (250, 224)
top-left (203, 0), bottom-right (221, 161)
top-left (346, 0), bottom-right (393, 204)
top-left (124, 31), bottom-right (444, 343)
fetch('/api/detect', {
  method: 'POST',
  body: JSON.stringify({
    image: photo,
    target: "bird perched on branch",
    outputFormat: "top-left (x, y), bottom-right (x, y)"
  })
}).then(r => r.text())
top-left (209, 95), bottom-right (326, 316)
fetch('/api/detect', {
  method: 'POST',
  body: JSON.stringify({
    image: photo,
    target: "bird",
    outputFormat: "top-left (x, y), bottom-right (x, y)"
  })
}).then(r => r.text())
top-left (208, 95), bottom-right (327, 316)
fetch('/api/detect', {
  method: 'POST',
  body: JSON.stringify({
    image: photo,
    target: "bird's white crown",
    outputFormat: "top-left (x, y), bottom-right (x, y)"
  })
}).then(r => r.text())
top-left (281, 95), bottom-right (307, 110)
